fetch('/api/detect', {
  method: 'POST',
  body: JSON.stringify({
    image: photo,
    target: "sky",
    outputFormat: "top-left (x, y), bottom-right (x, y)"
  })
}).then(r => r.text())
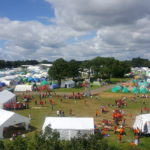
top-left (0, 0), bottom-right (150, 61)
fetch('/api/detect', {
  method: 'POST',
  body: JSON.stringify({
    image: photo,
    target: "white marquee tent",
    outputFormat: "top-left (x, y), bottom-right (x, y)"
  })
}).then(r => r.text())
top-left (42, 117), bottom-right (94, 140)
top-left (0, 90), bottom-right (16, 109)
top-left (14, 85), bottom-right (33, 92)
top-left (0, 109), bottom-right (30, 138)
top-left (133, 114), bottom-right (150, 134)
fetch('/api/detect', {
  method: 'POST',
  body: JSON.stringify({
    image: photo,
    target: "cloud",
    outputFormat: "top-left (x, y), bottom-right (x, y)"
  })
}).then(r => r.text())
top-left (0, 17), bottom-right (85, 60)
top-left (46, 0), bottom-right (150, 30)
top-left (0, 0), bottom-right (150, 61)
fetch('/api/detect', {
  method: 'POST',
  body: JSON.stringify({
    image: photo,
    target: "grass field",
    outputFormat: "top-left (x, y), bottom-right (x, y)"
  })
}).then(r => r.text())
top-left (52, 77), bottom-right (131, 93)
top-left (110, 78), bottom-right (131, 83)
top-left (12, 90), bottom-right (150, 150)
top-left (53, 85), bottom-right (100, 92)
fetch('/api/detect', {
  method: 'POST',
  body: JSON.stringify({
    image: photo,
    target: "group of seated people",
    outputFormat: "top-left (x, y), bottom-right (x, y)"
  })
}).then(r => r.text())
top-left (115, 99), bottom-right (127, 108)
top-left (4, 102), bottom-right (29, 110)
top-left (64, 93), bottom-right (84, 99)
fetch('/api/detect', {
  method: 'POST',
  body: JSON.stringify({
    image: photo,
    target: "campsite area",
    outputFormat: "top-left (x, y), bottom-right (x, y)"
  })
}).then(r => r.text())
top-left (12, 88), bottom-right (150, 150)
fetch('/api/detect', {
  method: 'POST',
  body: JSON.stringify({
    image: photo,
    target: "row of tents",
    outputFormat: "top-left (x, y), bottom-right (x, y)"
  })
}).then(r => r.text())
top-left (112, 85), bottom-right (150, 94)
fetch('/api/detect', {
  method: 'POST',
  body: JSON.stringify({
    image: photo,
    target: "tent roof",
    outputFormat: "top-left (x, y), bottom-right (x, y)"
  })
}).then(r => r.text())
top-left (0, 109), bottom-right (30, 127)
top-left (136, 114), bottom-right (150, 121)
top-left (14, 85), bottom-right (33, 91)
top-left (62, 80), bottom-right (75, 84)
top-left (42, 117), bottom-right (94, 130)
top-left (0, 90), bottom-right (15, 104)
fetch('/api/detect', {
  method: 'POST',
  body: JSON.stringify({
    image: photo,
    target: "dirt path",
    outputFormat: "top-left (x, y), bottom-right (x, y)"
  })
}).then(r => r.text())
top-left (91, 84), bottom-right (114, 95)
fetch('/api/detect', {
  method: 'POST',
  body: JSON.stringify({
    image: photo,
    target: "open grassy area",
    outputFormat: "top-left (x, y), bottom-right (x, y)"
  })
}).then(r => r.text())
top-left (110, 78), bottom-right (131, 84)
top-left (53, 85), bottom-right (100, 92)
top-left (13, 91), bottom-right (150, 150)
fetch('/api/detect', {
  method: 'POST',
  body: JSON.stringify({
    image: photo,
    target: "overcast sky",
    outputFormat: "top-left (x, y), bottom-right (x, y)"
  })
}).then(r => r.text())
top-left (0, 0), bottom-right (150, 61)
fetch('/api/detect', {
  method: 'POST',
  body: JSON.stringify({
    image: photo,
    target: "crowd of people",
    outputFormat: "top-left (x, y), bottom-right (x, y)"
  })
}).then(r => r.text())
top-left (4, 102), bottom-right (29, 110)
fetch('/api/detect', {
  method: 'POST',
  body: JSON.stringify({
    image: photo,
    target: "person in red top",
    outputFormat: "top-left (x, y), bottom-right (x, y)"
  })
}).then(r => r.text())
top-left (40, 101), bottom-right (44, 106)
top-left (96, 109), bottom-right (99, 117)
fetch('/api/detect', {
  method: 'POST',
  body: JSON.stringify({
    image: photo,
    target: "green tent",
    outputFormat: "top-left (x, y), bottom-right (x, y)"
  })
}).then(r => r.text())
top-left (122, 87), bottom-right (129, 93)
top-left (40, 80), bottom-right (48, 86)
top-left (132, 80), bottom-right (137, 83)
top-left (111, 86), bottom-right (122, 93)
top-left (22, 77), bottom-right (27, 82)
top-left (140, 87), bottom-right (148, 94)
top-left (131, 87), bottom-right (139, 94)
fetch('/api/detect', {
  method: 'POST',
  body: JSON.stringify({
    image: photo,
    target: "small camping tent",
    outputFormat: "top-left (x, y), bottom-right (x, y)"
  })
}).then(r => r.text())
top-left (0, 109), bottom-right (30, 138)
top-left (14, 85), bottom-right (33, 92)
top-left (40, 80), bottom-right (48, 86)
top-left (0, 90), bottom-right (16, 109)
top-left (140, 87), bottom-right (148, 94)
top-left (42, 117), bottom-right (94, 140)
top-left (0, 80), bottom-right (12, 86)
top-left (133, 114), bottom-right (150, 134)
top-left (111, 86), bottom-right (122, 93)
top-left (122, 87), bottom-right (129, 93)
top-left (131, 87), bottom-right (139, 94)
top-left (50, 84), bottom-right (59, 89)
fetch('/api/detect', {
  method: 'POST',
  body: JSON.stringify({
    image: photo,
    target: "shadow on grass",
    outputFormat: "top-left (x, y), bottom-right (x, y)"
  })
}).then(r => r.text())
top-left (3, 125), bottom-right (37, 139)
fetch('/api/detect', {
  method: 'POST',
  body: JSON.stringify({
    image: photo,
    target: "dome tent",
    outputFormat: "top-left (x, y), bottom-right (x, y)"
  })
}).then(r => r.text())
top-left (131, 87), bottom-right (139, 94)
top-left (40, 80), bottom-right (48, 86)
top-left (132, 79), bottom-right (137, 83)
top-left (27, 77), bottom-right (35, 82)
top-left (138, 80), bottom-right (148, 88)
top-left (111, 86), bottom-right (122, 93)
top-left (50, 84), bottom-right (59, 89)
top-left (122, 87), bottom-right (129, 93)
top-left (0, 82), bottom-right (6, 87)
top-left (140, 87), bottom-right (148, 94)
top-left (33, 77), bottom-right (40, 82)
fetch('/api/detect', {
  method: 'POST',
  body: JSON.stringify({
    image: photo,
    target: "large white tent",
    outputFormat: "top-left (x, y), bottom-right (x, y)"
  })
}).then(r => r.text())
top-left (42, 117), bottom-right (94, 140)
top-left (0, 109), bottom-right (30, 138)
top-left (14, 85), bottom-right (33, 92)
top-left (133, 114), bottom-right (150, 134)
top-left (0, 90), bottom-right (16, 109)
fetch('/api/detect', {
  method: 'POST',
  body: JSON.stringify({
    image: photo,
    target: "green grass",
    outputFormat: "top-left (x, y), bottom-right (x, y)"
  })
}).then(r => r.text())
top-left (12, 92), bottom-right (150, 150)
top-left (110, 78), bottom-right (131, 84)
top-left (53, 85), bottom-right (100, 93)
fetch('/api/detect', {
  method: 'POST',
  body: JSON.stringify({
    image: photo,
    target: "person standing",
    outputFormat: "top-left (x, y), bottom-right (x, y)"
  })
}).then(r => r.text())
top-left (56, 110), bottom-right (60, 117)
top-left (134, 135), bottom-right (140, 145)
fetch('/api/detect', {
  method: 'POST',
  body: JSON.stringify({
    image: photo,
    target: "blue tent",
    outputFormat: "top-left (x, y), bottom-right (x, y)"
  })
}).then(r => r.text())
top-left (34, 78), bottom-right (40, 82)
top-left (27, 77), bottom-right (35, 82)
top-left (50, 84), bottom-right (59, 89)
top-left (0, 82), bottom-right (6, 87)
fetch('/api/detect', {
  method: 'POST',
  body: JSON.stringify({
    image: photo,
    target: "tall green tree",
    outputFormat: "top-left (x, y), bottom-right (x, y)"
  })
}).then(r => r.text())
top-left (67, 60), bottom-right (80, 79)
top-left (48, 58), bottom-right (69, 85)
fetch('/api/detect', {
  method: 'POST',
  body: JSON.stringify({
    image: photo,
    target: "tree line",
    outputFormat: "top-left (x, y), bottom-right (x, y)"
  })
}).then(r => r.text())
top-left (0, 57), bottom-right (149, 69)
top-left (48, 57), bottom-right (131, 85)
